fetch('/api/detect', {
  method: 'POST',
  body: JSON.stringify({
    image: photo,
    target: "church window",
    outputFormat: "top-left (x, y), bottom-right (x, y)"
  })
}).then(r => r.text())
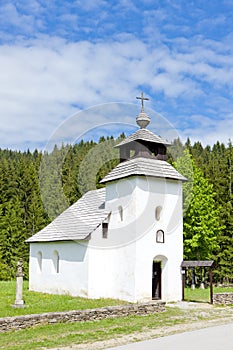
top-left (156, 230), bottom-right (164, 243)
top-left (52, 250), bottom-right (60, 273)
top-left (37, 251), bottom-right (42, 272)
top-left (102, 222), bottom-right (108, 239)
top-left (155, 206), bottom-right (162, 221)
top-left (118, 205), bottom-right (123, 221)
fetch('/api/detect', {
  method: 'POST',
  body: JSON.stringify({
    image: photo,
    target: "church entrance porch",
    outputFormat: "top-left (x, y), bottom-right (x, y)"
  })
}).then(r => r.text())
top-left (152, 261), bottom-right (162, 300)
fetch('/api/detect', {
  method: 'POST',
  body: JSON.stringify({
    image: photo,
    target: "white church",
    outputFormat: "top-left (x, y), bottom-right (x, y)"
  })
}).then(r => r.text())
top-left (27, 94), bottom-right (187, 303)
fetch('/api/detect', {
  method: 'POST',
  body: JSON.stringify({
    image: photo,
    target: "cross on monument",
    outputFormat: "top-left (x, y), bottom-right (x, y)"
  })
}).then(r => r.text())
top-left (136, 92), bottom-right (149, 112)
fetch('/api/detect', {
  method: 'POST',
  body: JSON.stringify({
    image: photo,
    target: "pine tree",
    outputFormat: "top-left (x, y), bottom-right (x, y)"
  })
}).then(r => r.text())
top-left (174, 150), bottom-right (223, 261)
top-left (213, 141), bottom-right (233, 282)
top-left (0, 199), bottom-right (27, 279)
top-left (39, 145), bottom-right (69, 220)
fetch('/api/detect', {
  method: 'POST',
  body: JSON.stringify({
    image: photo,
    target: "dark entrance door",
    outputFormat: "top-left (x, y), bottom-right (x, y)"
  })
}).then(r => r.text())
top-left (152, 261), bottom-right (162, 300)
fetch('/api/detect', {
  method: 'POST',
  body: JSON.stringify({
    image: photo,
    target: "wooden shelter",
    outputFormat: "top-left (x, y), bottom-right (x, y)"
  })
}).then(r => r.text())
top-left (181, 261), bottom-right (215, 304)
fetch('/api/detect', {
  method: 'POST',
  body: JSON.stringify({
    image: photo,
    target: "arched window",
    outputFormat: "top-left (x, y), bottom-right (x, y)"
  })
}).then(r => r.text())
top-left (155, 206), bottom-right (162, 221)
top-left (118, 205), bottom-right (123, 221)
top-left (52, 250), bottom-right (60, 273)
top-left (37, 251), bottom-right (42, 273)
top-left (156, 230), bottom-right (165, 243)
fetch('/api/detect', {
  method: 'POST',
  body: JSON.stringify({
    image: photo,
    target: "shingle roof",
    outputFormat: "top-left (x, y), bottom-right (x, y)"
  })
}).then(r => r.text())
top-left (181, 261), bottom-right (215, 268)
top-left (116, 128), bottom-right (171, 147)
top-left (100, 157), bottom-right (187, 183)
top-left (27, 188), bottom-right (109, 243)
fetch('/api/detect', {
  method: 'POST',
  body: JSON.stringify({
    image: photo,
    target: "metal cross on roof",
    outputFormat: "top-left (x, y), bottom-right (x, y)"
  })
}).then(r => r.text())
top-left (136, 92), bottom-right (149, 112)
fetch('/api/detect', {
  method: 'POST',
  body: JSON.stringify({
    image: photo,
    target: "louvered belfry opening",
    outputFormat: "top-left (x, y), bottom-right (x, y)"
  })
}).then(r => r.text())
top-left (118, 137), bottom-right (168, 163)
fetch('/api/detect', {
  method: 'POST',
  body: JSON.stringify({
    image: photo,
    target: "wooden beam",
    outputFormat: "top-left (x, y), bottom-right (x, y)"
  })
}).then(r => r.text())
top-left (181, 269), bottom-right (186, 301)
top-left (210, 268), bottom-right (213, 304)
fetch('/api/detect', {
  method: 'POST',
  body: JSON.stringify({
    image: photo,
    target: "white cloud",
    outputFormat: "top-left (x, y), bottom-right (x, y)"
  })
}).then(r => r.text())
top-left (181, 113), bottom-right (233, 146)
top-left (0, 25), bottom-right (233, 150)
top-left (0, 2), bottom-right (38, 33)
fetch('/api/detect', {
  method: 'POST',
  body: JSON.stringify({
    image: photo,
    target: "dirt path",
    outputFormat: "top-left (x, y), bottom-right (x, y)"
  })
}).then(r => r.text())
top-left (49, 303), bottom-right (233, 350)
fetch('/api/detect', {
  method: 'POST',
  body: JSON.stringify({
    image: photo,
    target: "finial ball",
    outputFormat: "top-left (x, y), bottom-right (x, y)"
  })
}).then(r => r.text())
top-left (136, 111), bottom-right (150, 128)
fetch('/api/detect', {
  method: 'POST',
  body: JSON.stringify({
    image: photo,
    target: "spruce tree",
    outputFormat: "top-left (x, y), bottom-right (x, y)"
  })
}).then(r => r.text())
top-left (0, 199), bottom-right (27, 279)
top-left (175, 150), bottom-right (223, 261)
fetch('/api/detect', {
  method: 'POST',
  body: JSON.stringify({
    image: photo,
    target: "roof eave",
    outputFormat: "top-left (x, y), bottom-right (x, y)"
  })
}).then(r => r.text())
top-left (115, 139), bottom-right (171, 148)
top-left (26, 234), bottom-right (91, 243)
top-left (100, 173), bottom-right (188, 184)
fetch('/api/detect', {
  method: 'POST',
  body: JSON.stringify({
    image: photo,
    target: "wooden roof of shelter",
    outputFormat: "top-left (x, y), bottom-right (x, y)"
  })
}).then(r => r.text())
top-left (181, 260), bottom-right (215, 268)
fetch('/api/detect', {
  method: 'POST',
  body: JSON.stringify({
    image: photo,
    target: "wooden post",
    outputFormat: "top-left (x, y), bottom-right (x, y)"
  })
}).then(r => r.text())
top-left (181, 269), bottom-right (186, 301)
top-left (191, 267), bottom-right (195, 290)
top-left (210, 267), bottom-right (213, 304)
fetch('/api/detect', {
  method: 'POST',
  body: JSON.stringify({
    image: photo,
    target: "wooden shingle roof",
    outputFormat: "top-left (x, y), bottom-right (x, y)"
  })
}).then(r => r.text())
top-left (100, 157), bottom-right (187, 184)
top-left (27, 188), bottom-right (109, 243)
top-left (115, 128), bottom-right (171, 147)
top-left (181, 261), bottom-right (215, 268)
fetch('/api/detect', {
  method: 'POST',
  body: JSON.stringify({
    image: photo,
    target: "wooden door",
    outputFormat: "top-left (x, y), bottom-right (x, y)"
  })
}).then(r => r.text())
top-left (152, 261), bottom-right (162, 300)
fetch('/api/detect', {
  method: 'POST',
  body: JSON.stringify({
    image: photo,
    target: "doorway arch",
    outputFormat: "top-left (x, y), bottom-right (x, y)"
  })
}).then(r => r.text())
top-left (152, 255), bottom-right (168, 300)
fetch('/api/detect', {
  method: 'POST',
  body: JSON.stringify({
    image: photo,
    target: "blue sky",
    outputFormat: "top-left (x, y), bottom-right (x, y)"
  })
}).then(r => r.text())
top-left (0, 0), bottom-right (233, 150)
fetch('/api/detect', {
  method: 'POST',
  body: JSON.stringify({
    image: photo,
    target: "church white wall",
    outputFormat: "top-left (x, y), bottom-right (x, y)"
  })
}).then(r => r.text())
top-left (134, 177), bottom-right (183, 302)
top-left (87, 222), bottom-right (137, 302)
top-left (82, 177), bottom-right (138, 302)
top-left (29, 241), bottom-right (89, 297)
top-left (87, 244), bottom-right (137, 301)
top-left (104, 176), bottom-right (183, 302)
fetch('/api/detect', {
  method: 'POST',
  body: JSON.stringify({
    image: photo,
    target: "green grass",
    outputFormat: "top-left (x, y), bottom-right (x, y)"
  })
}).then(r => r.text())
top-left (0, 282), bottom-right (233, 349)
top-left (1, 281), bottom-right (233, 317)
top-left (184, 286), bottom-right (233, 303)
top-left (0, 281), bottom-right (126, 318)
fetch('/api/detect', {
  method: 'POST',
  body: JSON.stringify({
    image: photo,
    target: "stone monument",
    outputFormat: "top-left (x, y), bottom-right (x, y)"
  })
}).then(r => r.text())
top-left (13, 258), bottom-right (25, 308)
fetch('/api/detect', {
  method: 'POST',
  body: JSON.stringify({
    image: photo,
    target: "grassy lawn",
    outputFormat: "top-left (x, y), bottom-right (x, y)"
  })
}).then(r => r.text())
top-left (0, 281), bottom-right (232, 349)
top-left (184, 286), bottom-right (233, 303)
top-left (0, 281), bottom-right (126, 318)
top-left (1, 281), bottom-right (233, 317)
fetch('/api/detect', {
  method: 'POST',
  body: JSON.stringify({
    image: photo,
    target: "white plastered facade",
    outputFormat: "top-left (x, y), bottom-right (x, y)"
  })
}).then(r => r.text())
top-left (29, 175), bottom-right (183, 302)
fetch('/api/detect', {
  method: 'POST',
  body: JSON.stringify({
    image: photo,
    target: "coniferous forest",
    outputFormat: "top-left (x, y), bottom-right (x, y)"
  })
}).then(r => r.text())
top-left (0, 136), bottom-right (232, 283)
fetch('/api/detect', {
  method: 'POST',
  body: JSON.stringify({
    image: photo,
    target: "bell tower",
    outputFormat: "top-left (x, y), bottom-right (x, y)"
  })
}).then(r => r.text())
top-left (99, 93), bottom-right (187, 302)
top-left (116, 92), bottom-right (170, 163)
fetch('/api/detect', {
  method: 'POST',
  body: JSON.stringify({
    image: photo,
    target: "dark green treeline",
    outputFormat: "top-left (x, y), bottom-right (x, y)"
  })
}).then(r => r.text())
top-left (0, 136), bottom-right (232, 283)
